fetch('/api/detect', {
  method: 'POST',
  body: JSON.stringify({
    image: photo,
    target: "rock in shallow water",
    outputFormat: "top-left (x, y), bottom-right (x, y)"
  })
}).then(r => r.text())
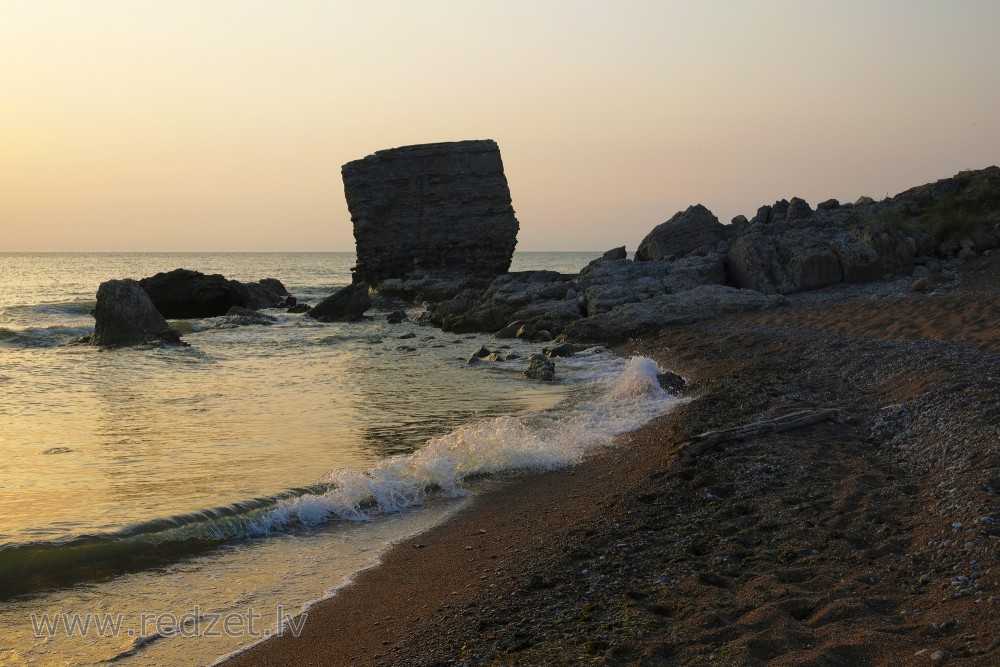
top-left (89, 279), bottom-right (183, 347)
top-left (307, 283), bottom-right (372, 322)
top-left (138, 268), bottom-right (291, 319)
top-left (223, 306), bottom-right (277, 327)
top-left (524, 354), bottom-right (556, 381)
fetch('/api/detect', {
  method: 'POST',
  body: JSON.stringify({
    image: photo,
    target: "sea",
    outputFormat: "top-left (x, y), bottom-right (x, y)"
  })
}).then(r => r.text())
top-left (0, 252), bottom-right (678, 666)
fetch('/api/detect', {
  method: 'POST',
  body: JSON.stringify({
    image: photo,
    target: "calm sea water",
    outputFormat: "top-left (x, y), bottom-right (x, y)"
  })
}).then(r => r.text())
top-left (0, 252), bottom-right (676, 666)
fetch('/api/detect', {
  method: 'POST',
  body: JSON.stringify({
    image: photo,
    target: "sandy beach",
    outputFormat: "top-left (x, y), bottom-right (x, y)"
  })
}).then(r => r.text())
top-left (222, 260), bottom-right (1000, 666)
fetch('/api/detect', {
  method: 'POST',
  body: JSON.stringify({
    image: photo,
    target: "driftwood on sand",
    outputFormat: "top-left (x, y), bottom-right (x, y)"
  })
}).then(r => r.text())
top-left (683, 408), bottom-right (840, 457)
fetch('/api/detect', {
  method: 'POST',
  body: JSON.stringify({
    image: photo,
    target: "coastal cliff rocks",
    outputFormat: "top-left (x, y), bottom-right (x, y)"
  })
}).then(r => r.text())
top-left (138, 269), bottom-right (291, 319)
top-left (634, 204), bottom-right (727, 261)
top-left (563, 285), bottom-right (780, 343)
top-left (372, 166), bottom-right (1000, 344)
top-left (430, 271), bottom-right (582, 335)
top-left (343, 140), bottom-right (519, 293)
top-left (579, 254), bottom-right (726, 315)
top-left (307, 283), bottom-right (372, 322)
top-left (89, 279), bottom-right (183, 347)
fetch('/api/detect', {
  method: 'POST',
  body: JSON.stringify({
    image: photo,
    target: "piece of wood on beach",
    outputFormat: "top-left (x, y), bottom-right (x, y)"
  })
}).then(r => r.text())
top-left (683, 408), bottom-right (841, 457)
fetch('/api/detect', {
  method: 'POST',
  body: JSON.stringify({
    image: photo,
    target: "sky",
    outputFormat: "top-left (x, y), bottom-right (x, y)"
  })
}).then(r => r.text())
top-left (1, 0), bottom-right (998, 252)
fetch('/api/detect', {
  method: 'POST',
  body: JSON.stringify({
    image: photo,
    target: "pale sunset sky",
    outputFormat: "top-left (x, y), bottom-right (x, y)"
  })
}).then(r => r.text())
top-left (1, 0), bottom-right (998, 252)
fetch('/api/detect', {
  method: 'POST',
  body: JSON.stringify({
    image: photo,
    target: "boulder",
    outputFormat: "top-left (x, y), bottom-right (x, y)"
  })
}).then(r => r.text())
top-left (89, 279), bottom-right (182, 347)
top-left (523, 354), bottom-right (556, 381)
top-left (786, 197), bottom-right (814, 220)
top-left (494, 320), bottom-right (532, 339)
top-left (138, 269), bottom-right (291, 319)
top-left (817, 198), bottom-right (840, 211)
top-left (599, 246), bottom-right (628, 261)
top-left (657, 371), bottom-right (687, 394)
top-left (307, 283), bottom-right (372, 322)
top-left (343, 140), bottom-right (519, 288)
top-left (287, 303), bottom-right (311, 314)
top-left (634, 204), bottom-right (727, 261)
top-left (583, 246), bottom-right (628, 270)
top-left (543, 343), bottom-right (574, 358)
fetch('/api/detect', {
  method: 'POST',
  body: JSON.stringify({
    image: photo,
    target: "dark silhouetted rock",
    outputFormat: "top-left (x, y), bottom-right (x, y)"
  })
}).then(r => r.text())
top-left (601, 246), bottom-right (628, 261)
top-left (771, 199), bottom-right (790, 222)
top-left (343, 140), bottom-right (519, 288)
top-left (494, 320), bottom-right (532, 339)
top-left (89, 279), bottom-right (182, 347)
top-left (634, 205), bottom-right (727, 261)
top-left (786, 197), bottom-right (814, 220)
top-left (817, 198), bottom-right (840, 211)
top-left (657, 371), bottom-right (687, 394)
top-left (287, 303), bottom-right (311, 314)
top-left (386, 310), bottom-right (407, 324)
top-left (307, 283), bottom-right (372, 322)
top-left (751, 205), bottom-right (773, 226)
top-left (138, 269), bottom-right (291, 319)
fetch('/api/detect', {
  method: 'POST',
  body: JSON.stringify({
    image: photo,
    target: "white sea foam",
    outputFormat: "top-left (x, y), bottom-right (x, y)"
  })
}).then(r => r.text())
top-left (252, 355), bottom-right (676, 532)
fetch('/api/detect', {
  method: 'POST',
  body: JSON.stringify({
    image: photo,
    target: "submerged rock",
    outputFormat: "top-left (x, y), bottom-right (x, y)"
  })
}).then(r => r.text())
top-left (138, 269), bottom-right (291, 319)
top-left (307, 283), bottom-right (372, 322)
top-left (223, 306), bottom-right (277, 327)
top-left (343, 140), bottom-right (520, 288)
top-left (524, 354), bottom-right (556, 381)
top-left (89, 279), bottom-right (183, 347)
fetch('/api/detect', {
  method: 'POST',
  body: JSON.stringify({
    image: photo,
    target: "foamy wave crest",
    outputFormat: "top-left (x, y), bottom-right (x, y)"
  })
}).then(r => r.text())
top-left (607, 356), bottom-right (670, 400)
top-left (260, 355), bottom-right (675, 528)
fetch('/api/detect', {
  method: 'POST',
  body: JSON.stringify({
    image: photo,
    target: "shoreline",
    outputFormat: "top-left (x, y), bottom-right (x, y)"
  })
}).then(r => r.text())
top-left (224, 268), bottom-right (1000, 666)
top-left (221, 414), bottom-right (684, 667)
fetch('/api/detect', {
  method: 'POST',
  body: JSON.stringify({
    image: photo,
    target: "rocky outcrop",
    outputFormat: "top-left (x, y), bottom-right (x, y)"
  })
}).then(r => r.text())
top-left (634, 205), bottom-right (727, 261)
top-left (405, 166), bottom-right (1000, 346)
top-left (431, 271), bottom-right (581, 335)
top-left (138, 269), bottom-right (291, 319)
top-left (563, 285), bottom-right (782, 343)
top-left (343, 140), bottom-right (519, 292)
top-left (579, 254), bottom-right (726, 315)
top-left (89, 279), bottom-right (182, 347)
top-left (307, 283), bottom-right (372, 322)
